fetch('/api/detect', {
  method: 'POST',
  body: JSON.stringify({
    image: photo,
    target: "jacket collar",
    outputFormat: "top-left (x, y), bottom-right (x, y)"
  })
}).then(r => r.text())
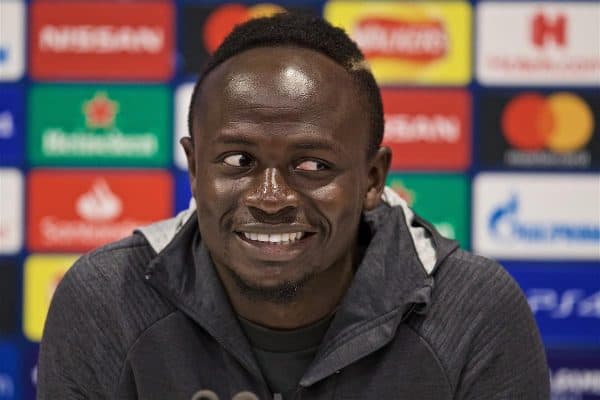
top-left (138, 188), bottom-right (459, 386)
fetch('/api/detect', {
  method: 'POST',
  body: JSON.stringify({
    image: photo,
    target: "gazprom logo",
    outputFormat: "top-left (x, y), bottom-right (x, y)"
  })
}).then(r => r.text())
top-left (489, 194), bottom-right (600, 243)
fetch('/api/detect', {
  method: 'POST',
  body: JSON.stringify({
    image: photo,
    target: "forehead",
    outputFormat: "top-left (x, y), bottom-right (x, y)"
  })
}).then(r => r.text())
top-left (194, 46), bottom-right (368, 143)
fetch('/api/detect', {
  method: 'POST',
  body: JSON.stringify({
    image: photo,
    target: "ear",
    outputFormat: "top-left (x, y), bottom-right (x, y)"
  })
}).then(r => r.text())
top-left (180, 136), bottom-right (197, 197)
top-left (363, 146), bottom-right (391, 211)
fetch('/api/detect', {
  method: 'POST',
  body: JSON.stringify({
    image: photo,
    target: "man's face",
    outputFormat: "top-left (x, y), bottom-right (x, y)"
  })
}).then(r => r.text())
top-left (183, 46), bottom-right (386, 298)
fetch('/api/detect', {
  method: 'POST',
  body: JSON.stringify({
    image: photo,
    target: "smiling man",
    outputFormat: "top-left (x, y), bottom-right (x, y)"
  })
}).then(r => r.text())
top-left (38, 13), bottom-right (549, 400)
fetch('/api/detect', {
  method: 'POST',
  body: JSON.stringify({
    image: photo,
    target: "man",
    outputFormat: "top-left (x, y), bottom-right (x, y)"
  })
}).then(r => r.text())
top-left (38, 13), bottom-right (550, 400)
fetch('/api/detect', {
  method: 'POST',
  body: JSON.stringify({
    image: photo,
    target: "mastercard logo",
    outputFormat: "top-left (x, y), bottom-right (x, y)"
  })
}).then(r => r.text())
top-left (501, 93), bottom-right (594, 153)
top-left (203, 3), bottom-right (286, 54)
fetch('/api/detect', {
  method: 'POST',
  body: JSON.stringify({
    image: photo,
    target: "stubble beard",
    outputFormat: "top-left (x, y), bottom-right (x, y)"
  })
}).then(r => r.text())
top-left (224, 264), bottom-right (315, 304)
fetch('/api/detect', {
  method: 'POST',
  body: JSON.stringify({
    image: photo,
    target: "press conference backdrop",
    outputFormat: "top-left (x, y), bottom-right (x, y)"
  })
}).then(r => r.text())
top-left (0, 0), bottom-right (598, 398)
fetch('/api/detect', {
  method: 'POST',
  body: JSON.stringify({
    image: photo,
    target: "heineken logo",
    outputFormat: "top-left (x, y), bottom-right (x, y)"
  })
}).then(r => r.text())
top-left (28, 85), bottom-right (169, 167)
top-left (83, 92), bottom-right (119, 129)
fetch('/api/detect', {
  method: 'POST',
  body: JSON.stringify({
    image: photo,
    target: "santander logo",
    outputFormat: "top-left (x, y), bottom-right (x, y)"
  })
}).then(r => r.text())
top-left (353, 17), bottom-right (447, 61)
top-left (76, 179), bottom-right (122, 222)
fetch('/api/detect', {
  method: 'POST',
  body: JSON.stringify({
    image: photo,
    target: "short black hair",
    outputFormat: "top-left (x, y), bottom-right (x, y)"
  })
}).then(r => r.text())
top-left (187, 12), bottom-right (384, 157)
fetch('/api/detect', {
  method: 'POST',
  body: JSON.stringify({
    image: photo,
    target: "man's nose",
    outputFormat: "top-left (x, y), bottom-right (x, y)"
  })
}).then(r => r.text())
top-left (244, 168), bottom-right (299, 218)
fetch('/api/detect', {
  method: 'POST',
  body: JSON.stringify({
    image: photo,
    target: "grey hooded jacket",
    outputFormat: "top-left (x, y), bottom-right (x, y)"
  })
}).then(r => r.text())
top-left (37, 188), bottom-right (550, 400)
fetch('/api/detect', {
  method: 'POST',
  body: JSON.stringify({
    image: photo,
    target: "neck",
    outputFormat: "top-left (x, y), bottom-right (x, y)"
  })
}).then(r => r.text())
top-left (214, 253), bottom-right (356, 330)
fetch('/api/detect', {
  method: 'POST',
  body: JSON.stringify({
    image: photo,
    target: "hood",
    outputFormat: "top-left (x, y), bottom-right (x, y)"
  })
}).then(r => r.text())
top-left (136, 186), bottom-right (459, 386)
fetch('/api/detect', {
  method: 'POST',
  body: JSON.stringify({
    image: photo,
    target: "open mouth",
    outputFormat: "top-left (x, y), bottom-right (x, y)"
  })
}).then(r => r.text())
top-left (236, 231), bottom-right (315, 245)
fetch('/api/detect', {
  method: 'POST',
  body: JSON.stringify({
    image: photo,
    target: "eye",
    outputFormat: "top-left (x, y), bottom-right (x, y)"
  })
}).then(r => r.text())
top-left (223, 153), bottom-right (253, 167)
top-left (295, 160), bottom-right (328, 171)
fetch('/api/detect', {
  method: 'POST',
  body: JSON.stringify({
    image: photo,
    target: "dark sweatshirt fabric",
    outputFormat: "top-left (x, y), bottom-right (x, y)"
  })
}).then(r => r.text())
top-left (37, 203), bottom-right (550, 400)
top-left (238, 314), bottom-right (333, 398)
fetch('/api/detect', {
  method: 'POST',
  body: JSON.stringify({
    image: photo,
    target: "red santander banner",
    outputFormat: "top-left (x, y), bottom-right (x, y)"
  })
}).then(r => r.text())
top-left (382, 89), bottom-right (471, 170)
top-left (28, 170), bottom-right (173, 252)
top-left (29, 1), bottom-right (174, 81)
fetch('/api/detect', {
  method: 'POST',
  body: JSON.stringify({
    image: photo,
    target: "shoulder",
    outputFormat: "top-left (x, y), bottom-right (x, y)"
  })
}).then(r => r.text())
top-left (54, 232), bottom-right (176, 340)
top-left (39, 233), bottom-right (176, 395)
top-left (407, 249), bottom-right (544, 390)
top-left (437, 248), bottom-right (524, 306)
top-left (426, 248), bottom-right (533, 333)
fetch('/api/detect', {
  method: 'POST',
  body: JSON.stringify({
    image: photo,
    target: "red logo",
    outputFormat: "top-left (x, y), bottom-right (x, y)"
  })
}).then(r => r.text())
top-left (381, 90), bottom-right (470, 170)
top-left (353, 17), bottom-right (447, 62)
top-left (29, 1), bottom-right (174, 81)
top-left (28, 170), bottom-right (173, 252)
top-left (203, 3), bottom-right (286, 54)
top-left (83, 92), bottom-right (119, 128)
top-left (532, 12), bottom-right (567, 48)
top-left (501, 92), bottom-right (593, 153)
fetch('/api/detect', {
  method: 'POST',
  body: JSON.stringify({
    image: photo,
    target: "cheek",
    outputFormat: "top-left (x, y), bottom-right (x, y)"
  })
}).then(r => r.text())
top-left (308, 175), bottom-right (365, 236)
top-left (194, 173), bottom-right (240, 231)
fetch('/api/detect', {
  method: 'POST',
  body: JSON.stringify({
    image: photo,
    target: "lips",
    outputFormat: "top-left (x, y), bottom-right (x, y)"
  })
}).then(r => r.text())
top-left (234, 225), bottom-right (316, 261)
top-left (240, 231), bottom-right (305, 244)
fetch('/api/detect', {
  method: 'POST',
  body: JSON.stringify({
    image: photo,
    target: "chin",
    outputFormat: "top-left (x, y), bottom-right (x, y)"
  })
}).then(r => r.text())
top-left (226, 265), bottom-right (315, 304)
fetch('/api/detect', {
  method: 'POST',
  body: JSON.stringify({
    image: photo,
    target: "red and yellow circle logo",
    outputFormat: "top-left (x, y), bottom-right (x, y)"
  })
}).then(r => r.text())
top-left (203, 3), bottom-right (286, 54)
top-left (501, 92), bottom-right (594, 153)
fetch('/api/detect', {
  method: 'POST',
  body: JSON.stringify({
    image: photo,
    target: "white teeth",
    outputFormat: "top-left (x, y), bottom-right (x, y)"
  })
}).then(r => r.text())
top-left (241, 232), bottom-right (306, 244)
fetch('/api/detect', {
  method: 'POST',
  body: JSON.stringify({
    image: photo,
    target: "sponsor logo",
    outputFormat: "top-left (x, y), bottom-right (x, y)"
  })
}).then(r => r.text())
top-left (381, 89), bottom-right (470, 170)
top-left (203, 3), bottom-right (285, 54)
top-left (38, 26), bottom-right (164, 54)
top-left (507, 264), bottom-right (600, 347)
top-left (28, 85), bottom-right (169, 166)
top-left (182, 4), bottom-right (312, 74)
top-left (473, 173), bottom-right (600, 260)
top-left (480, 92), bottom-right (599, 169)
top-left (0, 169), bottom-right (23, 254)
top-left (547, 349), bottom-right (600, 399)
top-left (477, 2), bottom-right (600, 85)
top-left (174, 83), bottom-right (194, 170)
top-left (27, 170), bottom-right (173, 252)
top-left (325, 1), bottom-right (471, 84)
top-left (0, 1), bottom-right (24, 81)
top-left (29, 1), bottom-right (173, 81)
top-left (23, 255), bottom-right (79, 342)
top-left (83, 92), bottom-right (118, 128)
top-left (489, 195), bottom-right (598, 243)
top-left (551, 368), bottom-right (600, 399)
top-left (547, 350), bottom-right (600, 400)
top-left (353, 17), bottom-right (447, 62)
top-left (76, 179), bottom-right (123, 221)
top-left (0, 85), bottom-right (23, 165)
top-left (0, 262), bottom-right (18, 335)
top-left (532, 12), bottom-right (566, 48)
top-left (528, 288), bottom-right (599, 319)
top-left (386, 174), bottom-right (468, 248)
